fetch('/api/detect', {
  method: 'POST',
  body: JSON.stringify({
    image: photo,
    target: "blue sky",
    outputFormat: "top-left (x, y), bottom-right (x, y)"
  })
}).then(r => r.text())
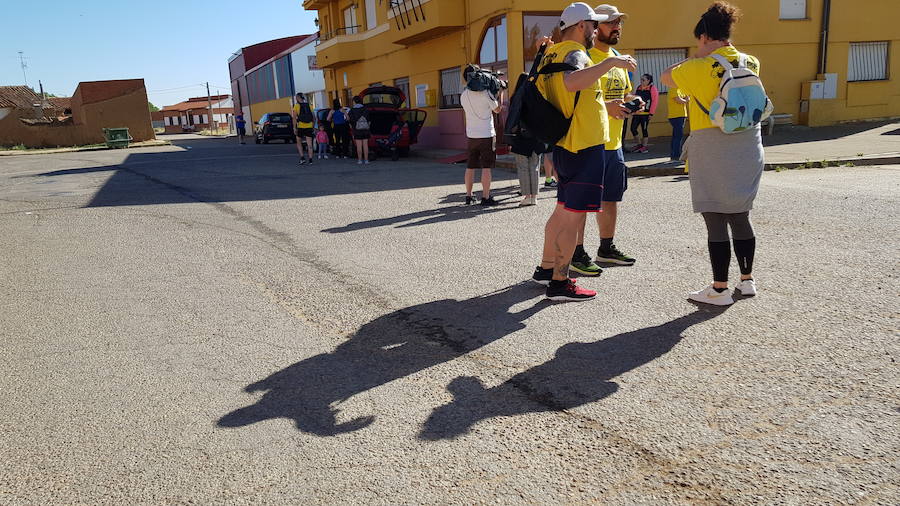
top-left (0, 0), bottom-right (317, 107)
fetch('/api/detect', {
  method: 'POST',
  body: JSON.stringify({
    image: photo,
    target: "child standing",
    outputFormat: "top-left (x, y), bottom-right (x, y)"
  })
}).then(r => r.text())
top-left (316, 124), bottom-right (329, 159)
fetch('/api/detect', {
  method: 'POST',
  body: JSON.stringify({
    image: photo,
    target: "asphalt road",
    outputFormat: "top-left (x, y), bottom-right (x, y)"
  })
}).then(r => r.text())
top-left (1, 136), bottom-right (897, 504)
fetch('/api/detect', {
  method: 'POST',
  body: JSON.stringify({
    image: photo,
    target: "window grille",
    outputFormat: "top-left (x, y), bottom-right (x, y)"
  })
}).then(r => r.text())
top-left (634, 48), bottom-right (688, 93)
top-left (440, 67), bottom-right (461, 109)
top-left (848, 42), bottom-right (889, 82)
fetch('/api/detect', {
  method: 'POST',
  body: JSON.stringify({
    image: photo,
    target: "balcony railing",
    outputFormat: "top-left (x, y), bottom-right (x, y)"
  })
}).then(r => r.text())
top-left (389, 0), bottom-right (464, 46)
top-left (317, 26), bottom-right (362, 44)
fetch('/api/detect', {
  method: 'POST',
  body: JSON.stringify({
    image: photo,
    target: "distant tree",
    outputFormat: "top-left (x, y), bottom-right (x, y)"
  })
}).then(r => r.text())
top-left (148, 102), bottom-right (160, 112)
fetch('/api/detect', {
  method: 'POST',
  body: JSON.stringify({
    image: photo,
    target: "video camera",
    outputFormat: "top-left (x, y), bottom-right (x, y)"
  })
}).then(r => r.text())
top-left (464, 64), bottom-right (508, 97)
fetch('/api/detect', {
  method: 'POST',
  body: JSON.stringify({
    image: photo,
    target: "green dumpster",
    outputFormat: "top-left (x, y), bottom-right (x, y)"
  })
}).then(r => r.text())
top-left (103, 127), bottom-right (132, 149)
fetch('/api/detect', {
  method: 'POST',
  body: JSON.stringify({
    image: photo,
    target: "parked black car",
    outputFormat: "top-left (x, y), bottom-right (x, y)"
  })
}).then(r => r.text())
top-left (255, 112), bottom-right (294, 144)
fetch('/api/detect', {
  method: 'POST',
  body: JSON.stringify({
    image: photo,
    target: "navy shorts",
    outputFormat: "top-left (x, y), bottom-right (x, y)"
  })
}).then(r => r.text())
top-left (553, 144), bottom-right (605, 213)
top-left (601, 147), bottom-right (628, 202)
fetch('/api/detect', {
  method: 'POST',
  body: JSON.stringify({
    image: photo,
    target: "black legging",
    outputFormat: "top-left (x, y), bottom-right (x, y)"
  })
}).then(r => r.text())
top-left (333, 123), bottom-right (351, 156)
top-left (631, 114), bottom-right (650, 138)
top-left (702, 212), bottom-right (756, 282)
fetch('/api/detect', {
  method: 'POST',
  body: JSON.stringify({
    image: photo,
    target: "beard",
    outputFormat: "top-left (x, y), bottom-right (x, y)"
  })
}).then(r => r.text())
top-left (583, 31), bottom-right (594, 49)
top-left (598, 30), bottom-right (621, 46)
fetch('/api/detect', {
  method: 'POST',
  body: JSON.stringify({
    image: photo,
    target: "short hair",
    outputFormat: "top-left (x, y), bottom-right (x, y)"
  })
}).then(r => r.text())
top-left (353, 95), bottom-right (362, 104)
top-left (694, 2), bottom-right (741, 41)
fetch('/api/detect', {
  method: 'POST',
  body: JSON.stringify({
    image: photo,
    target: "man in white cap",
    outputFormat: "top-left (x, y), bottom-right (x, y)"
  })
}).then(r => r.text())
top-left (530, 2), bottom-right (637, 301)
top-left (570, 4), bottom-right (643, 270)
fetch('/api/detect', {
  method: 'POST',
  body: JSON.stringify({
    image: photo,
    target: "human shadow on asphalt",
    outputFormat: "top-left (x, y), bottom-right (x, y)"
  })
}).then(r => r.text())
top-left (321, 198), bottom-right (520, 232)
top-left (25, 136), bottom-right (506, 208)
top-left (217, 282), bottom-right (552, 436)
top-left (419, 306), bottom-right (726, 441)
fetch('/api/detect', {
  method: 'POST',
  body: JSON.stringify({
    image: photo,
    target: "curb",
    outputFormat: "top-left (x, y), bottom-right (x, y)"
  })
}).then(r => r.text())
top-left (497, 154), bottom-right (900, 177)
top-left (0, 140), bottom-right (171, 157)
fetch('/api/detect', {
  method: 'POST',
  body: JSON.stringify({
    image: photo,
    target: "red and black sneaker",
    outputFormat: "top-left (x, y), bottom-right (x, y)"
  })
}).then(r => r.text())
top-left (546, 279), bottom-right (597, 302)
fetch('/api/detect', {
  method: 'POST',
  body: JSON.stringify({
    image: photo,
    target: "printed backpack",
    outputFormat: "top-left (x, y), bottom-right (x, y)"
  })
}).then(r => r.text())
top-left (697, 53), bottom-right (774, 134)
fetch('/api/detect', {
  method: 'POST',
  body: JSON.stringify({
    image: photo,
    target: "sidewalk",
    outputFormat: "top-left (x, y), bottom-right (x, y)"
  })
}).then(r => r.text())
top-left (487, 120), bottom-right (900, 176)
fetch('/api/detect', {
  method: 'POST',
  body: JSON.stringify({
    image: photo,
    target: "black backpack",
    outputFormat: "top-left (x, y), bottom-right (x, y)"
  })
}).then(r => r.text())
top-left (297, 102), bottom-right (314, 123)
top-left (505, 43), bottom-right (580, 146)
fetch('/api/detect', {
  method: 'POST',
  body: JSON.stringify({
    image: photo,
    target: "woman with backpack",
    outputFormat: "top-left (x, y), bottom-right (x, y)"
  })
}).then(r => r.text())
top-left (348, 95), bottom-right (371, 165)
top-left (661, 1), bottom-right (764, 306)
top-left (327, 99), bottom-right (351, 159)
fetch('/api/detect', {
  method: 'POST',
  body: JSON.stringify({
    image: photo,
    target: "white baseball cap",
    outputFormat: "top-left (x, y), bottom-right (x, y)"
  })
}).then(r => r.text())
top-left (594, 4), bottom-right (628, 21)
top-left (559, 2), bottom-right (608, 32)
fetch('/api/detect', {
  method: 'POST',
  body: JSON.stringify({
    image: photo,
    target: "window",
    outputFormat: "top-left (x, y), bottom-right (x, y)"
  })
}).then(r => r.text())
top-left (164, 116), bottom-right (171, 126)
top-left (848, 42), bottom-right (889, 82)
top-left (365, 0), bottom-right (377, 30)
top-left (479, 16), bottom-right (507, 66)
top-left (415, 84), bottom-right (428, 107)
top-left (634, 48), bottom-right (688, 93)
top-left (523, 15), bottom-right (563, 72)
top-left (779, 0), bottom-right (806, 20)
top-left (394, 77), bottom-right (410, 108)
top-left (343, 6), bottom-right (358, 35)
top-left (440, 67), bottom-right (462, 109)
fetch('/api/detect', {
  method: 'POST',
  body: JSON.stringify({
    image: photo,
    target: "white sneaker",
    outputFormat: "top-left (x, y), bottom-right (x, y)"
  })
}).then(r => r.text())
top-left (324, 155), bottom-right (329, 159)
top-left (357, 160), bottom-right (363, 165)
top-left (735, 278), bottom-right (757, 296)
top-left (688, 285), bottom-right (734, 306)
top-left (364, 160), bottom-right (370, 164)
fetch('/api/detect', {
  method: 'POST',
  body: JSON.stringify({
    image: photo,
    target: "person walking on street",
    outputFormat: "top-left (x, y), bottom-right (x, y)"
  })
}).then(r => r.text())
top-left (569, 3), bottom-right (640, 274)
top-left (292, 93), bottom-right (316, 165)
top-left (662, 1), bottom-right (764, 305)
top-left (628, 74), bottom-right (659, 153)
top-left (328, 99), bottom-right (351, 158)
top-left (235, 113), bottom-right (246, 144)
top-left (461, 66), bottom-right (504, 206)
top-left (668, 86), bottom-right (689, 162)
top-left (348, 96), bottom-right (371, 165)
top-left (530, 2), bottom-right (637, 301)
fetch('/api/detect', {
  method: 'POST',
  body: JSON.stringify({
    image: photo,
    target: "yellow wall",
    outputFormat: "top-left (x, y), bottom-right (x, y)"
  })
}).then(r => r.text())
top-left (309, 0), bottom-right (899, 136)
top-left (249, 97), bottom-right (292, 129)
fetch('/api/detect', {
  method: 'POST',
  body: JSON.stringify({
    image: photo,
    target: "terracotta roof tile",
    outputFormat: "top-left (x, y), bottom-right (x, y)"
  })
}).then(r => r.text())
top-left (0, 86), bottom-right (42, 108)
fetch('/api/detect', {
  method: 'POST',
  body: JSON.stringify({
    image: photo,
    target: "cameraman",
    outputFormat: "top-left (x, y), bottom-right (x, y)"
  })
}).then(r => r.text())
top-left (461, 65), bottom-right (504, 206)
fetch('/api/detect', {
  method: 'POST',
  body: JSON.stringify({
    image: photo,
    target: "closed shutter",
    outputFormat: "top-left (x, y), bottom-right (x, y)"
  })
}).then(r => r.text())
top-left (848, 42), bottom-right (889, 82)
top-left (634, 48), bottom-right (688, 93)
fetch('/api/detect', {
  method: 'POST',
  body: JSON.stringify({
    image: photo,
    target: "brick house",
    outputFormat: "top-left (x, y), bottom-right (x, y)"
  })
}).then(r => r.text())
top-left (160, 95), bottom-right (234, 133)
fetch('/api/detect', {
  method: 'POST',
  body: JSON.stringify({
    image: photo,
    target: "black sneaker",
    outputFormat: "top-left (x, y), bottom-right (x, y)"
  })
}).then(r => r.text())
top-left (544, 179), bottom-right (558, 188)
top-left (596, 244), bottom-right (636, 265)
top-left (465, 195), bottom-right (474, 205)
top-left (531, 266), bottom-right (553, 286)
top-left (546, 279), bottom-right (597, 301)
top-left (570, 250), bottom-right (603, 276)
top-left (480, 196), bottom-right (499, 206)
top-left (299, 158), bottom-right (307, 165)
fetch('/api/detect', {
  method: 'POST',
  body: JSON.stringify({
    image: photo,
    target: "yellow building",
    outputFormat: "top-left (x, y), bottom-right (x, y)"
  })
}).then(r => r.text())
top-left (303, 0), bottom-right (899, 149)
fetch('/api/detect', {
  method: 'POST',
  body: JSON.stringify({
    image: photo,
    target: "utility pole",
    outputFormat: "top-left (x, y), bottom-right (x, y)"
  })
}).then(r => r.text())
top-left (18, 51), bottom-right (28, 86)
top-left (38, 80), bottom-right (45, 101)
top-left (206, 82), bottom-right (216, 135)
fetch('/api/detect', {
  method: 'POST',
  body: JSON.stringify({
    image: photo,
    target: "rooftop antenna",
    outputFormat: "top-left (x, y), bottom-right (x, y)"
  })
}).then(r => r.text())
top-left (18, 51), bottom-right (28, 86)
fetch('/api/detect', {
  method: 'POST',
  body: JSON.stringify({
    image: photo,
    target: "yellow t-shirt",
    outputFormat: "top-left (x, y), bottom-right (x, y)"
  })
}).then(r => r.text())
top-left (671, 46), bottom-right (760, 131)
top-left (293, 103), bottom-right (314, 129)
top-left (667, 87), bottom-right (688, 119)
top-left (537, 40), bottom-right (609, 153)
top-left (589, 47), bottom-right (631, 152)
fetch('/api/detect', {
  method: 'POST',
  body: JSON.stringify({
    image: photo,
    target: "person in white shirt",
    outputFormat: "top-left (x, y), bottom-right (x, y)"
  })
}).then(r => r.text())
top-left (461, 68), bottom-right (503, 206)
